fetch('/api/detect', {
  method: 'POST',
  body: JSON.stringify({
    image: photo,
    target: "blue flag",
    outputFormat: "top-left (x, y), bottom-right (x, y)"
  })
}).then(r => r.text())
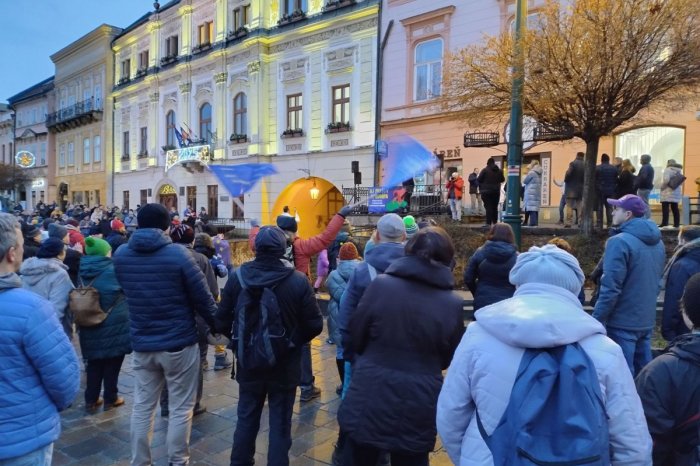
top-left (380, 134), bottom-right (439, 189)
top-left (173, 127), bottom-right (184, 148)
top-left (209, 163), bottom-right (278, 196)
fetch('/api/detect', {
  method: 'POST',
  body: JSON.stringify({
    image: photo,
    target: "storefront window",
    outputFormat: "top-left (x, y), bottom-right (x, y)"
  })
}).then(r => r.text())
top-left (615, 126), bottom-right (685, 203)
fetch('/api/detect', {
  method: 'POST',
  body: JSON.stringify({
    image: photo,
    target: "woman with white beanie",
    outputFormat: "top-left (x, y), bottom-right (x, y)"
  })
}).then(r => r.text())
top-left (437, 244), bottom-right (652, 466)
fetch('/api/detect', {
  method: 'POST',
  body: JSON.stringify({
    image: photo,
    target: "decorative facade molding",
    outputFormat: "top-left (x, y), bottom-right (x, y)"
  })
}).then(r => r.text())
top-left (194, 81), bottom-right (213, 97)
top-left (326, 46), bottom-right (357, 72)
top-left (269, 18), bottom-right (377, 54)
top-left (164, 91), bottom-right (177, 103)
top-left (229, 70), bottom-right (248, 86)
top-left (247, 60), bottom-right (261, 74)
top-left (149, 92), bottom-right (160, 103)
top-left (279, 58), bottom-right (309, 82)
top-left (214, 72), bottom-right (228, 84)
top-left (179, 82), bottom-right (192, 93)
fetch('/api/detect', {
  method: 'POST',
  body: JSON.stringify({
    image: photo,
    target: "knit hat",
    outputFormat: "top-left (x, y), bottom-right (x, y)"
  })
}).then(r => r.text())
top-left (276, 215), bottom-right (298, 233)
top-left (403, 215), bottom-right (419, 238)
top-left (339, 242), bottom-right (360, 261)
top-left (85, 236), bottom-right (112, 256)
top-left (110, 219), bottom-right (125, 231)
top-left (194, 232), bottom-right (214, 250)
top-left (37, 237), bottom-right (65, 259)
top-left (170, 224), bottom-right (195, 244)
top-left (137, 203), bottom-right (171, 230)
top-left (509, 244), bottom-right (585, 295)
top-left (255, 226), bottom-right (287, 258)
top-left (607, 194), bottom-right (646, 218)
top-left (376, 213), bottom-right (405, 242)
top-left (682, 273), bottom-right (700, 328)
top-left (48, 222), bottom-right (68, 241)
top-left (21, 222), bottom-right (41, 239)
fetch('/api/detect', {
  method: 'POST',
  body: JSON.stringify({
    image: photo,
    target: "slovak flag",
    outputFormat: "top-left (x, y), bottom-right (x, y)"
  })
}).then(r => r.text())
top-left (173, 127), bottom-right (184, 148)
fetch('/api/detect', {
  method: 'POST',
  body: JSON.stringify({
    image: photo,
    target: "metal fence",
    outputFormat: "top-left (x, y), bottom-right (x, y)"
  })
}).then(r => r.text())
top-left (341, 185), bottom-right (447, 216)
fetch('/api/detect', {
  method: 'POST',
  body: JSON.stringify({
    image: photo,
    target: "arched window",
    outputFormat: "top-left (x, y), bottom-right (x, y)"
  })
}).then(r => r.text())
top-left (200, 103), bottom-right (212, 143)
top-left (233, 93), bottom-right (247, 137)
top-left (414, 38), bottom-right (443, 102)
top-left (166, 110), bottom-right (176, 147)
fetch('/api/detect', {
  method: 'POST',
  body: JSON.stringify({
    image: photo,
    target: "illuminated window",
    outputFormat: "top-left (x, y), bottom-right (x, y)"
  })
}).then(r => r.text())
top-left (414, 38), bottom-right (443, 101)
top-left (165, 35), bottom-right (179, 57)
top-left (198, 21), bottom-right (214, 46)
top-left (233, 93), bottom-right (247, 135)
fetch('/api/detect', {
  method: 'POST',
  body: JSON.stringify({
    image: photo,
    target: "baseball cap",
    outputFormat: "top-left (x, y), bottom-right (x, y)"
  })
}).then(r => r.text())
top-left (607, 194), bottom-right (646, 218)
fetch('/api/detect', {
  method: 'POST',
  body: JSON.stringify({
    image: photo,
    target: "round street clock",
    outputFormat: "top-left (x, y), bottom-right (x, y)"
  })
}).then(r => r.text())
top-left (15, 151), bottom-right (36, 168)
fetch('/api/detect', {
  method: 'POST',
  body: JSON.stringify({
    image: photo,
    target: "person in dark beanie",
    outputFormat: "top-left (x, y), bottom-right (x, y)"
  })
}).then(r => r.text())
top-left (20, 237), bottom-right (74, 337)
top-left (112, 203), bottom-right (220, 466)
top-left (49, 222), bottom-right (81, 286)
top-left (216, 226), bottom-right (323, 466)
top-left (477, 158), bottom-right (505, 226)
top-left (636, 272), bottom-right (700, 465)
top-left (21, 221), bottom-right (42, 260)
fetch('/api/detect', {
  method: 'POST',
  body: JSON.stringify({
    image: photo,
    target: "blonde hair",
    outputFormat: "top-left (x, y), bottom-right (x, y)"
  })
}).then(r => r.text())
top-left (621, 159), bottom-right (636, 173)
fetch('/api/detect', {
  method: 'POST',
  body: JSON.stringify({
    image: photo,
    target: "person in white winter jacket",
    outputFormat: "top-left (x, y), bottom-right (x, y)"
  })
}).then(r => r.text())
top-left (436, 244), bottom-right (652, 466)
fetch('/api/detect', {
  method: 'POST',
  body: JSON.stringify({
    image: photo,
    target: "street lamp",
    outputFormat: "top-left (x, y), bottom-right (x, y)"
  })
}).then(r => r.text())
top-left (299, 168), bottom-right (319, 199)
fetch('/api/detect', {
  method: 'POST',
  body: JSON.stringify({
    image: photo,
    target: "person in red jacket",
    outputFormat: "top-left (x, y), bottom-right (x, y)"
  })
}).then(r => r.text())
top-left (446, 172), bottom-right (465, 222)
top-left (276, 205), bottom-right (352, 401)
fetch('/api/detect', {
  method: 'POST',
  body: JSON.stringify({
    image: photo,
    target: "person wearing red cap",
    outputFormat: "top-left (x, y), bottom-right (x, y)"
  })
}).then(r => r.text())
top-left (106, 219), bottom-right (128, 253)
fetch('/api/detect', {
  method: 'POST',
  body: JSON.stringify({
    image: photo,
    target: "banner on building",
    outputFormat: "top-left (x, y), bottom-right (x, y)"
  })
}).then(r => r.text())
top-left (165, 145), bottom-right (211, 172)
top-left (367, 187), bottom-right (407, 214)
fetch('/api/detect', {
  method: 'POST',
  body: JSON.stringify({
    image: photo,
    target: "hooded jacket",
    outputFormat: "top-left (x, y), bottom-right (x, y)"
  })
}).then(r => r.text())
top-left (215, 256), bottom-right (323, 389)
top-left (522, 165), bottom-right (542, 212)
top-left (564, 156), bottom-right (585, 199)
top-left (19, 257), bottom-right (74, 336)
top-left (592, 218), bottom-right (665, 330)
top-left (339, 241), bottom-right (405, 362)
top-left (660, 165), bottom-right (683, 203)
top-left (636, 333), bottom-right (700, 466)
top-left (437, 283), bottom-right (653, 466)
top-left (662, 245), bottom-right (700, 341)
top-left (77, 255), bottom-right (132, 360)
top-left (464, 240), bottom-right (518, 311)
top-left (290, 213), bottom-right (345, 277)
top-left (338, 255), bottom-right (465, 453)
top-left (326, 258), bottom-right (362, 354)
top-left (0, 272), bottom-right (80, 460)
top-left (113, 228), bottom-right (218, 352)
top-left (447, 175), bottom-right (465, 200)
top-left (477, 164), bottom-right (505, 194)
top-left (636, 163), bottom-right (655, 190)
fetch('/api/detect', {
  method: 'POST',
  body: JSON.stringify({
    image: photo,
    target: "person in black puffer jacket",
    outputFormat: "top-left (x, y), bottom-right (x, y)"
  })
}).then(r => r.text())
top-left (477, 158), bottom-right (505, 226)
top-left (636, 273), bottom-right (700, 466)
top-left (464, 223), bottom-right (518, 310)
top-left (337, 227), bottom-right (465, 466)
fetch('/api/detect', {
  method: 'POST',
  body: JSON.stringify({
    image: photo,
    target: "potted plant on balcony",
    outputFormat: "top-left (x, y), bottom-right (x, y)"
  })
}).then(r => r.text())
top-left (161, 144), bottom-right (177, 152)
top-left (117, 76), bottom-right (131, 86)
top-left (326, 121), bottom-right (351, 133)
top-left (281, 128), bottom-right (304, 138)
top-left (121, 154), bottom-right (131, 162)
top-left (227, 26), bottom-right (248, 40)
top-left (229, 133), bottom-right (248, 143)
top-left (323, 0), bottom-right (355, 12)
top-left (134, 68), bottom-right (148, 78)
top-left (160, 55), bottom-right (177, 66)
top-left (278, 9), bottom-right (307, 26)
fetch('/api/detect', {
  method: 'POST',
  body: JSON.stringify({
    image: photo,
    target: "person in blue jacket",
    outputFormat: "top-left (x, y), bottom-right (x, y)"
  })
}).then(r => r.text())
top-left (661, 225), bottom-right (700, 341)
top-left (593, 194), bottom-right (665, 375)
top-left (0, 213), bottom-right (80, 465)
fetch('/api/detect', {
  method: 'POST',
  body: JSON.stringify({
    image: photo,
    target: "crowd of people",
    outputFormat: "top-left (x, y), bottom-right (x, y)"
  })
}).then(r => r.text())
top-left (1, 190), bottom-right (699, 465)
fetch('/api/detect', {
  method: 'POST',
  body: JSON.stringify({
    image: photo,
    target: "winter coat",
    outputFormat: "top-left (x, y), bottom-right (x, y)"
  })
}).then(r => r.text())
top-left (564, 157), bottom-right (585, 199)
top-left (112, 228), bottom-right (218, 352)
top-left (316, 249), bottom-right (329, 279)
top-left (22, 237), bottom-right (41, 260)
top-left (595, 162), bottom-right (619, 198)
top-left (0, 272), bottom-right (80, 460)
top-left (106, 231), bottom-right (128, 253)
top-left (326, 258), bottom-right (361, 356)
top-left (464, 240), bottom-right (518, 311)
top-left (593, 218), bottom-right (665, 331)
top-left (437, 283), bottom-right (653, 466)
top-left (522, 165), bottom-right (542, 212)
top-left (338, 255), bottom-right (465, 453)
top-left (215, 256), bottom-right (323, 389)
top-left (327, 230), bottom-right (353, 272)
top-left (617, 169), bottom-right (637, 198)
top-left (447, 176), bottom-right (465, 200)
top-left (63, 247), bottom-right (81, 286)
top-left (214, 235), bottom-right (231, 267)
top-left (291, 213), bottom-right (345, 277)
top-left (662, 245), bottom-right (700, 340)
top-left (477, 164), bottom-right (505, 194)
top-left (339, 241), bottom-right (405, 362)
top-left (123, 214), bottom-right (137, 231)
top-left (660, 165), bottom-right (683, 203)
top-left (636, 163), bottom-right (655, 190)
top-left (77, 255), bottom-right (132, 360)
top-left (20, 257), bottom-right (74, 336)
top-left (185, 245), bottom-right (220, 300)
top-left (636, 333), bottom-right (700, 466)
top-left (468, 173), bottom-right (479, 194)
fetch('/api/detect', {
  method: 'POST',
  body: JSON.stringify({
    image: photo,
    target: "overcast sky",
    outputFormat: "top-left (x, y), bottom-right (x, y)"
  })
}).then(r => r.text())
top-left (0, 0), bottom-right (154, 101)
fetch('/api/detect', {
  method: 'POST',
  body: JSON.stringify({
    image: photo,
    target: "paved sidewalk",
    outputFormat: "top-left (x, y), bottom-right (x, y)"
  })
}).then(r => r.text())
top-left (54, 329), bottom-right (453, 466)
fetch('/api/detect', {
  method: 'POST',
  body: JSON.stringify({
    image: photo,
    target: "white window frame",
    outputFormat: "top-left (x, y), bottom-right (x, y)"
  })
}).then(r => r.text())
top-left (413, 38), bottom-right (444, 102)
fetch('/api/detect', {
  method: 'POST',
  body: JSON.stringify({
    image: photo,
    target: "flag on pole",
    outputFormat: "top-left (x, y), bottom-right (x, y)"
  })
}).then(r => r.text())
top-left (380, 134), bottom-right (440, 189)
top-left (208, 163), bottom-right (279, 196)
top-left (173, 127), bottom-right (184, 148)
top-left (180, 127), bottom-right (192, 145)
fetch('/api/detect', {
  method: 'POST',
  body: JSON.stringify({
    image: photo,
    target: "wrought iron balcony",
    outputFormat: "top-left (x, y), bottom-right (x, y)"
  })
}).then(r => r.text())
top-left (46, 98), bottom-right (103, 133)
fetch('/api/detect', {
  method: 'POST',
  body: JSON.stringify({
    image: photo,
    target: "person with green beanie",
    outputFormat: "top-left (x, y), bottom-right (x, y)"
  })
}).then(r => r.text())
top-left (403, 215), bottom-right (419, 239)
top-left (78, 236), bottom-right (132, 414)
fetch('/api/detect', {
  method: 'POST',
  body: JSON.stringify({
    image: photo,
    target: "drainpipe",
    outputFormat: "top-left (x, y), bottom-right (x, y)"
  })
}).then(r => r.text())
top-left (8, 103), bottom-right (17, 204)
top-left (110, 45), bottom-right (116, 207)
top-left (373, 2), bottom-right (393, 185)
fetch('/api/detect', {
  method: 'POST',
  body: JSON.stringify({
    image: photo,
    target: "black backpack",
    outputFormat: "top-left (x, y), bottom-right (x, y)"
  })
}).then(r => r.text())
top-left (232, 268), bottom-right (295, 370)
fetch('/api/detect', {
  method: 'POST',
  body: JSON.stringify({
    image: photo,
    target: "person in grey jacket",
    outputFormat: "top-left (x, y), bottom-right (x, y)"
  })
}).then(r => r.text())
top-left (659, 159), bottom-right (684, 228)
top-left (20, 237), bottom-right (75, 338)
top-left (592, 194), bottom-right (665, 375)
top-left (522, 160), bottom-right (542, 226)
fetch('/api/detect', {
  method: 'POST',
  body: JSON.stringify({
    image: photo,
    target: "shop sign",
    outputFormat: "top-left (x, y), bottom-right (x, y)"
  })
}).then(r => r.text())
top-left (15, 151), bottom-right (36, 168)
top-left (434, 147), bottom-right (462, 160)
top-left (165, 145), bottom-right (211, 172)
top-left (31, 179), bottom-right (45, 188)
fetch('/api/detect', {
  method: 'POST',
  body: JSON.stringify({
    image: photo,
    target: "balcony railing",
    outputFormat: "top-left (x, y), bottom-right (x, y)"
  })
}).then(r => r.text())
top-left (46, 98), bottom-right (103, 131)
top-left (342, 184), bottom-right (446, 216)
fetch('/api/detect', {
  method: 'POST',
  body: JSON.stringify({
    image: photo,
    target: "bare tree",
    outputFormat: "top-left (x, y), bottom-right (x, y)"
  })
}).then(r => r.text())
top-left (0, 163), bottom-right (30, 196)
top-left (441, 0), bottom-right (700, 234)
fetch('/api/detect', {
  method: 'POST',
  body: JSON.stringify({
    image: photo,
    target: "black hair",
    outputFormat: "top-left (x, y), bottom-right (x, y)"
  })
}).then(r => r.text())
top-left (404, 226), bottom-right (455, 267)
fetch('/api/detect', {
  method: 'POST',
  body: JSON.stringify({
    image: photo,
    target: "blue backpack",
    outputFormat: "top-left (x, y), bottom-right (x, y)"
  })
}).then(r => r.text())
top-left (232, 268), bottom-right (295, 370)
top-left (477, 343), bottom-right (610, 465)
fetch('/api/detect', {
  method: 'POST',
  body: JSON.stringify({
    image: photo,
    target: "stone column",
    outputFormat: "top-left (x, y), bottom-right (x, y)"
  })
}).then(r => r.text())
top-left (214, 72), bottom-right (228, 160)
top-left (215, 0), bottom-right (227, 43)
top-left (149, 92), bottom-right (160, 166)
top-left (148, 21), bottom-right (161, 67)
top-left (247, 60), bottom-right (262, 155)
top-left (179, 5), bottom-right (193, 56)
top-left (179, 82), bottom-right (192, 138)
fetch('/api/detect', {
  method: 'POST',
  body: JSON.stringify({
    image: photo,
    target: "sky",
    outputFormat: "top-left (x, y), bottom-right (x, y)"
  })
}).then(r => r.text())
top-left (0, 0), bottom-right (155, 102)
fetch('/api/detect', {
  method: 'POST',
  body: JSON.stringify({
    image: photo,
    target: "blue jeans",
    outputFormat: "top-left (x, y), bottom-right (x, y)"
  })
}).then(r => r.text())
top-left (0, 444), bottom-right (53, 466)
top-left (606, 327), bottom-right (652, 376)
top-left (230, 385), bottom-right (297, 466)
top-left (637, 189), bottom-right (651, 219)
